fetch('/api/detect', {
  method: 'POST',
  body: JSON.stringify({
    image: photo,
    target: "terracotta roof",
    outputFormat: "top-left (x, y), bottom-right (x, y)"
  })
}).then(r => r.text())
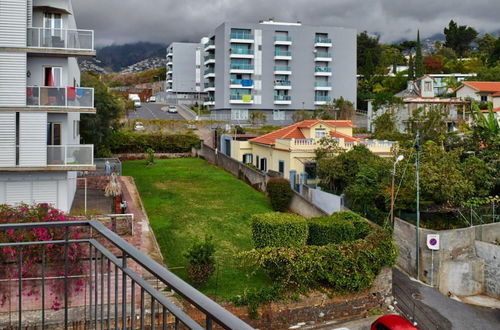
top-left (482, 108), bottom-right (500, 113)
top-left (460, 82), bottom-right (500, 93)
top-left (249, 120), bottom-right (354, 146)
top-left (492, 92), bottom-right (500, 97)
top-left (331, 130), bottom-right (360, 143)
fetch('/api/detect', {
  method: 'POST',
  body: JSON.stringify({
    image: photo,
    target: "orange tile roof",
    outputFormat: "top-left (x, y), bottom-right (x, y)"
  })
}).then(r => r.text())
top-left (250, 120), bottom-right (355, 146)
top-left (492, 92), bottom-right (500, 97)
top-left (461, 82), bottom-right (500, 93)
top-left (331, 131), bottom-right (361, 143)
top-left (482, 108), bottom-right (500, 113)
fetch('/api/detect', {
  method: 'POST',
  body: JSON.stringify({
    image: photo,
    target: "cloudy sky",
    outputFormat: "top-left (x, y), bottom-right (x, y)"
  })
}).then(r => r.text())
top-left (73, 0), bottom-right (500, 47)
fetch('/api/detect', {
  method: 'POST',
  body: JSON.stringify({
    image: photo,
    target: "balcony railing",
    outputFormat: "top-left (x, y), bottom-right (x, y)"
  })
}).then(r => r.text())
top-left (230, 64), bottom-right (254, 70)
top-left (47, 145), bottom-right (94, 166)
top-left (230, 33), bottom-right (253, 40)
top-left (230, 48), bottom-right (254, 55)
top-left (275, 80), bottom-right (292, 86)
top-left (275, 36), bottom-right (293, 42)
top-left (315, 52), bottom-right (332, 58)
top-left (315, 67), bottom-right (332, 72)
top-left (27, 86), bottom-right (94, 108)
top-left (315, 37), bottom-right (332, 43)
top-left (204, 68), bottom-right (215, 75)
top-left (275, 66), bottom-right (292, 71)
top-left (315, 82), bottom-right (332, 87)
top-left (204, 82), bottom-right (215, 88)
top-left (315, 96), bottom-right (332, 102)
top-left (230, 95), bottom-right (253, 101)
top-left (0, 221), bottom-right (252, 329)
top-left (274, 95), bottom-right (292, 101)
top-left (275, 50), bottom-right (292, 57)
top-left (204, 55), bottom-right (215, 62)
top-left (27, 27), bottom-right (94, 51)
top-left (204, 40), bottom-right (215, 48)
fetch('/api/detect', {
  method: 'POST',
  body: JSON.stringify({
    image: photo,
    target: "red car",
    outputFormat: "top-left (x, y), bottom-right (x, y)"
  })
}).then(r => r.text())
top-left (371, 314), bottom-right (418, 330)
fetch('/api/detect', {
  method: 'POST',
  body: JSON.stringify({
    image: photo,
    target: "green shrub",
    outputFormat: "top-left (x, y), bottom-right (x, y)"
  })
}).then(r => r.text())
top-left (266, 178), bottom-right (293, 212)
top-left (307, 211), bottom-right (370, 246)
top-left (251, 213), bottom-right (308, 248)
top-left (146, 147), bottom-right (155, 164)
top-left (104, 130), bottom-right (200, 154)
top-left (184, 236), bottom-right (216, 285)
top-left (240, 226), bottom-right (397, 292)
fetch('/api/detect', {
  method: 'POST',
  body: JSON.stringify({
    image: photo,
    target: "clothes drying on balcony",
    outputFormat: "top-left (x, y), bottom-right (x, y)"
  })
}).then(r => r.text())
top-left (67, 87), bottom-right (76, 99)
top-left (241, 79), bottom-right (253, 87)
top-left (242, 94), bottom-right (252, 103)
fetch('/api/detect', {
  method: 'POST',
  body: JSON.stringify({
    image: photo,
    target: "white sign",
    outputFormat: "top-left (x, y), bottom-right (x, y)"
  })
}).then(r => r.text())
top-left (427, 234), bottom-right (440, 250)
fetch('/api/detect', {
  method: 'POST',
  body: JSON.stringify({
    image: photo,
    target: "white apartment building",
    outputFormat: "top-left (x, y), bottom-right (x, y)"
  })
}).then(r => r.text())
top-left (0, 0), bottom-right (96, 212)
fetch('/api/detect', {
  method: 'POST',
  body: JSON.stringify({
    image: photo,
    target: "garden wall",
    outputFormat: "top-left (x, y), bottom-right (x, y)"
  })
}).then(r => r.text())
top-left (76, 176), bottom-right (110, 191)
top-left (114, 152), bottom-right (193, 161)
top-left (184, 267), bottom-right (392, 329)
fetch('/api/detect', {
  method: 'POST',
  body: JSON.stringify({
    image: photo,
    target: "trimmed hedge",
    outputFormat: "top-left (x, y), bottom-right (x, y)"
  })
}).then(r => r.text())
top-left (240, 226), bottom-right (397, 292)
top-left (104, 130), bottom-right (200, 153)
top-left (251, 213), bottom-right (308, 249)
top-left (307, 211), bottom-right (370, 246)
top-left (266, 178), bottom-right (293, 212)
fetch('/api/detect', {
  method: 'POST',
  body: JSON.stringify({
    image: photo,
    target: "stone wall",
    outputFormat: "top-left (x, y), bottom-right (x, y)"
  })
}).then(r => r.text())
top-left (76, 176), bottom-right (110, 191)
top-left (114, 152), bottom-right (193, 161)
top-left (475, 241), bottom-right (500, 298)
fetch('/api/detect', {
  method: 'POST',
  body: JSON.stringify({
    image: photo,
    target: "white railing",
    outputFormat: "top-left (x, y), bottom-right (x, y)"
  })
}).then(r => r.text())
top-left (27, 27), bottom-right (94, 51)
top-left (293, 138), bottom-right (317, 146)
top-left (47, 145), bottom-right (94, 166)
top-left (27, 86), bottom-right (94, 108)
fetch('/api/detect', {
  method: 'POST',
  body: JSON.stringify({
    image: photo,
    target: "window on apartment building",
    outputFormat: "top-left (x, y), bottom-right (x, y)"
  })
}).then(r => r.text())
top-left (44, 67), bottom-right (62, 86)
top-left (44, 13), bottom-right (62, 37)
top-left (231, 109), bottom-right (248, 121)
top-left (278, 160), bottom-right (285, 175)
top-left (47, 123), bottom-right (62, 145)
top-left (315, 128), bottom-right (326, 139)
top-left (273, 110), bottom-right (285, 121)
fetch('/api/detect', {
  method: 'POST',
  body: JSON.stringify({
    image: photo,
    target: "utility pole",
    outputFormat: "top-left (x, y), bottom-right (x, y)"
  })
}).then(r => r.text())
top-left (415, 131), bottom-right (421, 279)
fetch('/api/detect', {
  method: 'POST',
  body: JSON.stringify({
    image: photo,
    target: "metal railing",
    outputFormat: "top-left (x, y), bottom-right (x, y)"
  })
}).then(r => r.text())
top-left (275, 80), bottom-right (292, 86)
top-left (230, 64), bottom-right (254, 70)
top-left (0, 221), bottom-right (252, 329)
top-left (78, 158), bottom-right (121, 177)
top-left (230, 33), bottom-right (253, 40)
top-left (230, 48), bottom-right (254, 55)
top-left (47, 145), bottom-right (94, 166)
top-left (27, 27), bottom-right (94, 51)
top-left (275, 36), bottom-right (292, 42)
top-left (315, 67), bottom-right (332, 73)
top-left (274, 66), bottom-right (292, 71)
top-left (27, 86), bottom-right (94, 108)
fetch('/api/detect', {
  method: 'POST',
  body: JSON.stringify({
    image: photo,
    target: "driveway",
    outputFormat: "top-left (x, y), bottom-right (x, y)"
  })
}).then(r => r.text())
top-left (127, 102), bottom-right (183, 120)
top-left (393, 268), bottom-right (500, 329)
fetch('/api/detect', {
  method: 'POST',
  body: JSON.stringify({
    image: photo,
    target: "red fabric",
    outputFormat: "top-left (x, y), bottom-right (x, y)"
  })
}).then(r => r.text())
top-left (67, 87), bottom-right (76, 99)
top-left (27, 87), bottom-right (32, 97)
top-left (45, 68), bottom-right (54, 86)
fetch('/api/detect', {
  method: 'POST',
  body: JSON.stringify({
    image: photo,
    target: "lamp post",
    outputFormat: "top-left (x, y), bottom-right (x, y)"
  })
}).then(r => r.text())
top-left (390, 155), bottom-right (404, 227)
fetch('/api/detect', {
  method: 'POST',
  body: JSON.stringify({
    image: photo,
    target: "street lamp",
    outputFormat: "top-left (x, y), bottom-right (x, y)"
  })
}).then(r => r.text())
top-left (390, 155), bottom-right (404, 227)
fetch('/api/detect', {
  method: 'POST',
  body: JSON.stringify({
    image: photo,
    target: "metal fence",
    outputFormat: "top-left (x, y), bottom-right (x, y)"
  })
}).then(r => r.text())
top-left (79, 158), bottom-right (122, 177)
top-left (0, 221), bottom-right (252, 329)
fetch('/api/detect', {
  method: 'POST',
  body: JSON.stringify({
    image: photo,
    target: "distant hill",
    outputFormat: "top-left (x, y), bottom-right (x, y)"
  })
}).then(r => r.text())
top-left (95, 42), bottom-right (166, 72)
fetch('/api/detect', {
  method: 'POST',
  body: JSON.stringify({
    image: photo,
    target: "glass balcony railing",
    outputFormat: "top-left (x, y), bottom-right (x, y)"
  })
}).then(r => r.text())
top-left (230, 64), bottom-right (254, 70)
top-left (230, 48), bottom-right (254, 55)
top-left (315, 52), bottom-right (332, 58)
top-left (315, 96), bottom-right (332, 102)
top-left (275, 66), bottom-right (292, 71)
top-left (47, 145), bottom-right (94, 166)
top-left (275, 80), bottom-right (292, 86)
top-left (275, 36), bottom-right (293, 42)
top-left (27, 27), bottom-right (94, 51)
top-left (230, 33), bottom-right (254, 40)
top-left (204, 40), bottom-right (215, 48)
top-left (315, 67), bottom-right (332, 72)
top-left (315, 82), bottom-right (332, 87)
top-left (27, 86), bottom-right (94, 108)
top-left (204, 55), bottom-right (215, 62)
top-left (315, 37), bottom-right (332, 43)
top-left (204, 68), bottom-right (215, 75)
top-left (274, 95), bottom-right (292, 101)
top-left (275, 51), bottom-right (292, 57)
top-left (230, 94), bottom-right (253, 101)
top-left (204, 82), bottom-right (215, 88)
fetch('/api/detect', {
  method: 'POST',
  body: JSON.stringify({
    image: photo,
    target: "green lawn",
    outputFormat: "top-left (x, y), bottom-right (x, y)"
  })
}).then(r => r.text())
top-left (123, 158), bottom-right (273, 300)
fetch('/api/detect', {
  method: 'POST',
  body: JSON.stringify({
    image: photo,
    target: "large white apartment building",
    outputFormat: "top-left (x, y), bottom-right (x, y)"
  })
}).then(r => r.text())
top-left (0, 0), bottom-right (96, 212)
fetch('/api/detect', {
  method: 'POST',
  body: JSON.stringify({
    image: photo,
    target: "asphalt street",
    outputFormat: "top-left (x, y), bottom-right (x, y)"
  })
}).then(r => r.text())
top-left (127, 102), bottom-right (184, 120)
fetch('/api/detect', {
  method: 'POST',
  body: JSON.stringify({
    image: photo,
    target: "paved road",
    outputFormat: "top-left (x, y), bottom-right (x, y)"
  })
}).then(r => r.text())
top-left (393, 268), bottom-right (500, 330)
top-left (127, 102), bottom-right (184, 120)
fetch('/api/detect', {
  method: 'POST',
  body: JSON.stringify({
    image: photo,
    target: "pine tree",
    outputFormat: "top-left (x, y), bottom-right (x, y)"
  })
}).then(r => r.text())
top-left (408, 54), bottom-right (415, 81)
top-left (415, 30), bottom-right (424, 77)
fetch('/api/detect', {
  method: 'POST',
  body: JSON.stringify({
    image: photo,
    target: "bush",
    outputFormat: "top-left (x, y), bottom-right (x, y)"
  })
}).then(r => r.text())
top-left (104, 130), bottom-right (200, 154)
top-left (184, 236), bottom-right (216, 285)
top-left (307, 211), bottom-right (371, 246)
top-left (251, 213), bottom-right (308, 248)
top-left (266, 178), bottom-right (293, 212)
top-left (146, 147), bottom-right (155, 164)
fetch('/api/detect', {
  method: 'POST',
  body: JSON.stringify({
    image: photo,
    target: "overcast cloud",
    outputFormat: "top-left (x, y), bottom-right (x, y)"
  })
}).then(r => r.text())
top-left (72, 0), bottom-right (500, 47)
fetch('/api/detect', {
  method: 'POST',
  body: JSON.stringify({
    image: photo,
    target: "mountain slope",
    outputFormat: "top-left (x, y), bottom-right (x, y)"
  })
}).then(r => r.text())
top-left (96, 42), bottom-right (165, 72)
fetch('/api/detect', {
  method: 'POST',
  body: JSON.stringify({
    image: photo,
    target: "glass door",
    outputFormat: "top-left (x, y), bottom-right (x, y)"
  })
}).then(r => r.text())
top-left (43, 13), bottom-right (63, 47)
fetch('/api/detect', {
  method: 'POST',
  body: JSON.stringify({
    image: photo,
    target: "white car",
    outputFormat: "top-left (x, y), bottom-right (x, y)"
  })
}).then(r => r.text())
top-left (134, 122), bottom-right (145, 131)
top-left (134, 100), bottom-right (141, 108)
top-left (168, 105), bottom-right (177, 113)
top-left (149, 96), bottom-right (156, 102)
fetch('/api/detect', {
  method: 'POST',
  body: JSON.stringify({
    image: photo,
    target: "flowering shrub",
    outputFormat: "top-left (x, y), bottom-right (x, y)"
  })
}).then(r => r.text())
top-left (0, 204), bottom-right (87, 311)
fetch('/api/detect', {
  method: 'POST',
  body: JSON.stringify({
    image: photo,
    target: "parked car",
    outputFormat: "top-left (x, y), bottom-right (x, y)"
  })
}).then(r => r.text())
top-left (168, 105), bottom-right (177, 113)
top-left (371, 315), bottom-right (418, 330)
top-left (149, 96), bottom-right (156, 102)
top-left (134, 122), bottom-right (145, 131)
top-left (134, 100), bottom-right (141, 108)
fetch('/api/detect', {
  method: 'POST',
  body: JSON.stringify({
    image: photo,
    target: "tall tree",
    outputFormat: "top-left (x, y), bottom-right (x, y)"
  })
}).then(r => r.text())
top-left (444, 20), bottom-right (478, 56)
top-left (407, 54), bottom-right (415, 81)
top-left (415, 31), bottom-right (424, 77)
top-left (357, 31), bottom-right (382, 76)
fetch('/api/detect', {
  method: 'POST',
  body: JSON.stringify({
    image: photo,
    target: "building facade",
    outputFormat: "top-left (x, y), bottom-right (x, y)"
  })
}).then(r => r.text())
top-left (201, 20), bottom-right (356, 124)
top-left (0, 0), bottom-right (95, 212)
top-left (166, 42), bottom-right (204, 94)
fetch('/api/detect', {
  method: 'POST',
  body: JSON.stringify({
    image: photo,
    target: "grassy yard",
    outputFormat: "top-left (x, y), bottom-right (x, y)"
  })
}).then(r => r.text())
top-left (123, 158), bottom-right (273, 300)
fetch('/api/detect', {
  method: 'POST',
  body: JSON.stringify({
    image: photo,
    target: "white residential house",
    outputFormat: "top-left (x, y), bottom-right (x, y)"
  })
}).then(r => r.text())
top-left (0, 0), bottom-right (96, 212)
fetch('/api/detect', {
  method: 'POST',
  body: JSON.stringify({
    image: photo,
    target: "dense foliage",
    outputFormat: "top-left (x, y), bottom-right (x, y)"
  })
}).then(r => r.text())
top-left (307, 211), bottom-right (370, 246)
top-left (266, 178), bottom-right (293, 212)
top-left (103, 130), bottom-right (200, 154)
top-left (251, 213), bottom-right (308, 249)
top-left (96, 42), bottom-right (165, 72)
top-left (184, 236), bottom-right (216, 285)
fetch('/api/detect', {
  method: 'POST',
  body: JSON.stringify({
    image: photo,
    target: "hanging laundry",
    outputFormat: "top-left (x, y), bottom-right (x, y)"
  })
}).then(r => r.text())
top-left (241, 79), bottom-right (253, 87)
top-left (67, 87), bottom-right (76, 99)
top-left (242, 94), bottom-right (252, 103)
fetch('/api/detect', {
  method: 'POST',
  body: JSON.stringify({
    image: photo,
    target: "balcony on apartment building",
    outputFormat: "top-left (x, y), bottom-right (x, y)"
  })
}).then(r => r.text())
top-left (314, 95), bottom-right (332, 105)
top-left (230, 79), bottom-right (254, 89)
top-left (274, 50), bottom-right (292, 60)
top-left (274, 80), bottom-right (292, 90)
top-left (204, 54), bottom-right (216, 65)
top-left (230, 33), bottom-right (254, 43)
top-left (204, 82), bottom-right (215, 92)
top-left (26, 86), bottom-right (95, 112)
top-left (314, 52), bottom-right (332, 62)
top-left (230, 94), bottom-right (253, 104)
top-left (274, 95), bottom-right (292, 105)
top-left (203, 96), bottom-right (215, 106)
top-left (204, 39), bottom-right (215, 51)
top-left (203, 68), bottom-right (215, 78)
top-left (0, 221), bottom-right (252, 329)
top-left (26, 28), bottom-right (95, 57)
top-left (229, 64), bottom-right (254, 74)
top-left (274, 65), bottom-right (292, 75)
top-left (275, 138), bottom-right (395, 154)
top-left (230, 48), bottom-right (254, 59)
top-left (314, 67), bottom-right (332, 76)
top-left (314, 37), bottom-right (332, 47)
top-left (47, 144), bottom-right (94, 168)
top-left (314, 81), bottom-right (332, 91)
top-left (274, 36), bottom-right (293, 45)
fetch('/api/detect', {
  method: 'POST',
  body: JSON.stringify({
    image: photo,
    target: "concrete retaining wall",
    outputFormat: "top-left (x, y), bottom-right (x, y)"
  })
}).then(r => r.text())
top-left (475, 241), bottom-right (500, 298)
top-left (289, 192), bottom-right (329, 218)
